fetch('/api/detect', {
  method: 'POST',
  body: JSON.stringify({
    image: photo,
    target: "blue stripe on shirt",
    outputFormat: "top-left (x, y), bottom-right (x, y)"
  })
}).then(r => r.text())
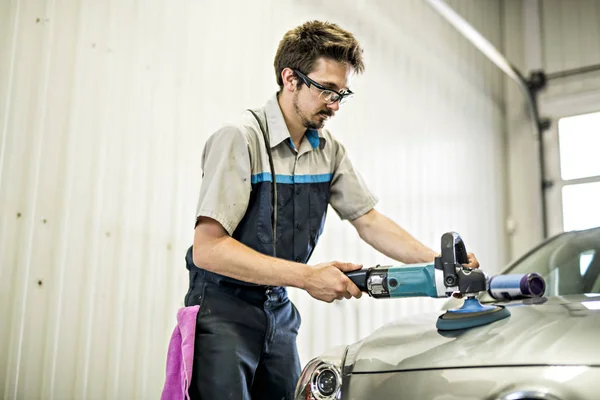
top-left (251, 173), bottom-right (332, 184)
top-left (306, 129), bottom-right (320, 149)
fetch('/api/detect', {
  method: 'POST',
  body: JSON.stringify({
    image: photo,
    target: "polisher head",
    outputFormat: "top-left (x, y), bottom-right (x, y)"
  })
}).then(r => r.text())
top-left (436, 297), bottom-right (511, 331)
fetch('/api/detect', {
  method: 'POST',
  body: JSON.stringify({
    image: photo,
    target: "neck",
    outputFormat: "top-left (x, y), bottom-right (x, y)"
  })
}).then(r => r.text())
top-left (277, 92), bottom-right (306, 145)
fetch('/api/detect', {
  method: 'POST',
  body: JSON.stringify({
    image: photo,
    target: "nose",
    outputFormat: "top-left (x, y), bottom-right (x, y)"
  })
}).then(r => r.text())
top-left (327, 101), bottom-right (340, 112)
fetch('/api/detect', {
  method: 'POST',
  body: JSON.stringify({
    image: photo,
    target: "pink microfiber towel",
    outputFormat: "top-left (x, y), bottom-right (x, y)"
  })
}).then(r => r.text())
top-left (161, 305), bottom-right (200, 400)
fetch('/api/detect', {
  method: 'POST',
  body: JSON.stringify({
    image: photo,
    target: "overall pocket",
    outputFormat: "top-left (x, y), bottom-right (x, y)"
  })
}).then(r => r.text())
top-left (185, 272), bottom-right (207, 309)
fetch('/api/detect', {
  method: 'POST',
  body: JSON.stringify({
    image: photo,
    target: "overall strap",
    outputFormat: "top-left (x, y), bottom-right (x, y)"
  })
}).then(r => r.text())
top-left (247, 109), bottom-right (277, 256)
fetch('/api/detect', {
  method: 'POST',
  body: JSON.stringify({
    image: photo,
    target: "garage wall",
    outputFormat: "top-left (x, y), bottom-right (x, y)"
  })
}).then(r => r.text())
top-left (540, 0), bottom-right (600, 98)
top-left (0, 0), bottom-right (506, 398)
top-left (502, 0), bottom-right (600, 260)
top-left (501, 0), bottom-right (546, 261)
top-left (538, 0), bottom-right (600, 237)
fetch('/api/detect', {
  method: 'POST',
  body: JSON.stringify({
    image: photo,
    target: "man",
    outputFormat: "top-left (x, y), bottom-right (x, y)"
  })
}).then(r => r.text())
top-left (185, 20), bottom-right (479, 399)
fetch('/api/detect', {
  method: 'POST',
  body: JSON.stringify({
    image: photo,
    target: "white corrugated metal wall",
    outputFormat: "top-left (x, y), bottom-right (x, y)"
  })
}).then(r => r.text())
top-left (540, 0), bottom-right (600, 97)
top-left (538, 0), bottom-right (600, 237)
top-left (502, 0), bottom-right (600, 259)
top-left (502, 0), bottom-right (546, 260)
top-left (0, 0), bottom-right (506, 398)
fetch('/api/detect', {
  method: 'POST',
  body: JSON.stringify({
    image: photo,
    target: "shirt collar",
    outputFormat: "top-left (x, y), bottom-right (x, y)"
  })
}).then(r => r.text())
top-left (264, 93), bottom-right (326, 150)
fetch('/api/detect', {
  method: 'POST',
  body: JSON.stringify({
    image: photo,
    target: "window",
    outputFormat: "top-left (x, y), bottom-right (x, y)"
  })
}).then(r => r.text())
top-left (506, 227), bottom-right (600, 296)
top-left (556, 111), bottom-right (600, 231)
top-left (558, 112), bottom-right (600, 180)
top-left (562, 182), bottom-right (600, 231)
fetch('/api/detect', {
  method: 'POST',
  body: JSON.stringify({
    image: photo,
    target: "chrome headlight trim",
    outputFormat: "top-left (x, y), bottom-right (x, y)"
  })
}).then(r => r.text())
top-left (496, 390), bottom-right (561, 400)
top-left (294, 359), bottom-right (342, 400)
top-left (295, 358), bottom-right (321, 400)
top-left (294, 346), bottom-right (346, 400)
top-left (309, 362), bottom-right (342, 400)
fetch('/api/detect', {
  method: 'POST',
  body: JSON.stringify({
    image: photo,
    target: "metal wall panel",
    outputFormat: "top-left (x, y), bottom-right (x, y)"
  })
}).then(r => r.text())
top-left (500, 0), bottom-right (600, 262)
top-left (501, 0), bottom-right (547, 262)
top-left (0, 0), bottom-right (506, 398)
top-left (540, 0), bottom-right (600, 97)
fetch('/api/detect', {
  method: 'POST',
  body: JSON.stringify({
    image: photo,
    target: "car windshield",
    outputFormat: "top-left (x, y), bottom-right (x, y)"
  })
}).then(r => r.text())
top-left (503, 227), bottom-right (600, 296)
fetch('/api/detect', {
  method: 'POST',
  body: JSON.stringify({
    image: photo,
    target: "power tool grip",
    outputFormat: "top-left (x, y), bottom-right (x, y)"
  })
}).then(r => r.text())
top-left (439, 232), bottom-right (471, 288)
top-left (345, 269), bottom-right (369, 292)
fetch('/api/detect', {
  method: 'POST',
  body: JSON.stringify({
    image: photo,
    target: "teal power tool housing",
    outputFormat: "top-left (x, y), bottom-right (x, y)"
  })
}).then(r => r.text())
top-left (346, 232), bottom-right (511, 331)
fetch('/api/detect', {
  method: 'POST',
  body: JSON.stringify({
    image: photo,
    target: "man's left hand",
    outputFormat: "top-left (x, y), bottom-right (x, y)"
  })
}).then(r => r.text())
top-left (451, 252), bottom-right (480, 298)
top-left (462, 252), bottom-right (479, 270)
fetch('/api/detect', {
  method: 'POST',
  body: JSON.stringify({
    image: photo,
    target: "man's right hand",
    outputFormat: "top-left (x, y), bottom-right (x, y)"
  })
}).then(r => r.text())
top-left (304, 261), bottom-right (364, 303)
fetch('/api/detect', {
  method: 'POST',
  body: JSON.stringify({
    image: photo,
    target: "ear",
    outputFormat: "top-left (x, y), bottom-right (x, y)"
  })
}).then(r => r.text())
top-left (281, 68), bottom-right (298, 92)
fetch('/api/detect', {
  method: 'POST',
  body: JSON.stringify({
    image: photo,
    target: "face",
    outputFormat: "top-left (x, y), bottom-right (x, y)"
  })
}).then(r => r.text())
top-left (292, 58), bottom-right (353, 130)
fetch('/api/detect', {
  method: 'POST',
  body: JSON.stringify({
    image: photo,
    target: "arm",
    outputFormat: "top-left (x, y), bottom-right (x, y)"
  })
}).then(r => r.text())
top-left (192, 124), bottom-right (308, 287)
top-left (326, 139), bottom-right (434, 263)
top-left (193, 216), bottom-right (311, 288)
top-left (351, 209), bottom-right (480, 268)
top-left (193, 123), bottom-right (361, 301)
top-left (350, 209), bottom-right (438, 264)
top-left (326, 137), bottom-right (477, 268)
top-left (193, 216), bottom-right (363, 301)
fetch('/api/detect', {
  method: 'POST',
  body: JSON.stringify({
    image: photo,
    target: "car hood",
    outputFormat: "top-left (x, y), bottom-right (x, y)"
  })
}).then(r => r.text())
top-left (344, 294), bottom-right (600, 373)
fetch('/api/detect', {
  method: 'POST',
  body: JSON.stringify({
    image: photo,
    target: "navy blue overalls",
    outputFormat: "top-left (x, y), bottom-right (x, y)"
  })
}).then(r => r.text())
top-left (184, 129), bottom-right (330, 400)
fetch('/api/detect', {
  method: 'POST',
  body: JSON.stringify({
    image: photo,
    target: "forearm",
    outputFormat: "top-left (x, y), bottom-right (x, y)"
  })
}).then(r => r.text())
top-left (355, 211), bottom-right (437, 264)
top-left (193, 234), bottom-right (310, 288)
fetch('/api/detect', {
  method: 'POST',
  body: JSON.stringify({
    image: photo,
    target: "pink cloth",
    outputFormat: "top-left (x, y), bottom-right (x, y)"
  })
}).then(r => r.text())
top-left (161, 305), bottom-right (200, 400)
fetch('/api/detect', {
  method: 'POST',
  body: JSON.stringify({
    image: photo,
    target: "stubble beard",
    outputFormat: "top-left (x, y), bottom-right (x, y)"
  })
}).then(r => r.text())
top-left (293, 91), bottom-right (325, 130)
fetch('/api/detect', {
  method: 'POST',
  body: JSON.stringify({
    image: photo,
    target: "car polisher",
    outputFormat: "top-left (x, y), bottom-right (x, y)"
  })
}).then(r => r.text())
top-left (345, 232), bottom-right (512, 331)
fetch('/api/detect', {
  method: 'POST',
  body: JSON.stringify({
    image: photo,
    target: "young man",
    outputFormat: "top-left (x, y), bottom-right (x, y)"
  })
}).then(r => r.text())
top-left (185, 20), bottom-right (479, 399)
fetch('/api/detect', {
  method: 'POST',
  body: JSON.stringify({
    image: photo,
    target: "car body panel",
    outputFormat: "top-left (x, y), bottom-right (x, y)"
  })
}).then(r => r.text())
top-left (296, 229), bottom-right (600, 400)
top-left (345, 295), bottom-right (600, 374)
top-left (343, 366), bottom-right (599, 400)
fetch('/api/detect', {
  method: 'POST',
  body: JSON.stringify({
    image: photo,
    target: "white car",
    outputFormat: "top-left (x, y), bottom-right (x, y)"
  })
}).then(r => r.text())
top-left (295, 227), bottom-right (600, 400)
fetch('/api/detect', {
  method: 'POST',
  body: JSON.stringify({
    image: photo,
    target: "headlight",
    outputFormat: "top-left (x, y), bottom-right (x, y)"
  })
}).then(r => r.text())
top-left (310, 363), bottom-right (342, 399)
top-left (295, 346), bottom-right (346, 400)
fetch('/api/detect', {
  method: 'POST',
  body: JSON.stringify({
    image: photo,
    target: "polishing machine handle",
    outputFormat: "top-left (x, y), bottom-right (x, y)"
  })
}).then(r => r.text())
top-left (346, 269), bottom-right (369, 292)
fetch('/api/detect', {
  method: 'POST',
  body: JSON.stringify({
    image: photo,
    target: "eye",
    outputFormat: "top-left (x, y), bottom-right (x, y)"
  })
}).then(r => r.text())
top-left (321, 90), bottom-right (338, 102)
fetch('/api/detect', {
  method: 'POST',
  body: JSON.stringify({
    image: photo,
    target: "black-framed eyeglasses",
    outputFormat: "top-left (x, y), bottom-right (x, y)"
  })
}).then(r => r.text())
top-left (292, 69), bottom-right (354, 105)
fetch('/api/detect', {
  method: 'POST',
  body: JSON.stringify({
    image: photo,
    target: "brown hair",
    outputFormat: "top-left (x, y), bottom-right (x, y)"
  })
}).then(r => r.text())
top-left (274, 21), bottom-right (365, 88)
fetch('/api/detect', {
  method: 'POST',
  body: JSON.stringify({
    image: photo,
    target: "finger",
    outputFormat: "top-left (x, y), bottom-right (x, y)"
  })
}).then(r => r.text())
top-left (469, 254), bottom-right (480, 269)
top-left (333, 262), bottom-right (363, 272)
top-left (462, 253), bottom-right (480, 269)
top-left (337, 283), bottom-right (352, 299)
top-left (346, 282), bottom-right (363, 299)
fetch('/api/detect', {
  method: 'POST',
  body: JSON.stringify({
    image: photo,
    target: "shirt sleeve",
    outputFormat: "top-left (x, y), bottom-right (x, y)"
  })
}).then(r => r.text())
top-left (195, 125), bottom-right (252, 235)
top-left (329, 141), bottom-right (378, 221)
